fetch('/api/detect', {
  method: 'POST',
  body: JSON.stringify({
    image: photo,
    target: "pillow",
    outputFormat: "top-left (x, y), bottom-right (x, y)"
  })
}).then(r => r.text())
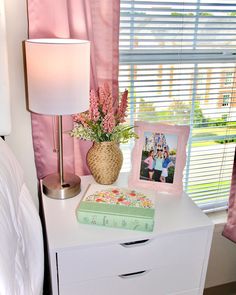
top-left (0, 138), bottom-right (44, 295)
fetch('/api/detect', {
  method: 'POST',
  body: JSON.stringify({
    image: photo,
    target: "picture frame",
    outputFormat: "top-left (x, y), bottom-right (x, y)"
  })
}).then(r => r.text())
top-left (129, 121), bottom-right (190, 195)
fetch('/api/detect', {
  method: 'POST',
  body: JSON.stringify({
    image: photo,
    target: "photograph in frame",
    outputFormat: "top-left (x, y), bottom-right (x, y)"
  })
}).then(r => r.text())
top-left (129, 121), bottom-right (190, 195)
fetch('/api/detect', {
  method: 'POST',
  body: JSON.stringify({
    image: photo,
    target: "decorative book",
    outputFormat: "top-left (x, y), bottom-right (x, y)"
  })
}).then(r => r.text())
top-left (76, 185), bottom-right (155, 232)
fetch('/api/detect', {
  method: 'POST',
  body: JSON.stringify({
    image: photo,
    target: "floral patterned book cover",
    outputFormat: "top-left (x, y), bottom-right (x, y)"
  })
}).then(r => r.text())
top-left (76, 185), bottom-right (155, 232)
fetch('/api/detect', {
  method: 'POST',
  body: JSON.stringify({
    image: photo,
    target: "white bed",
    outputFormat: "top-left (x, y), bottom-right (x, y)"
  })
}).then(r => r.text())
top-left (0, 2), bottom-right (44, 293)
top-left (0, 138), bottom-right (44, 295)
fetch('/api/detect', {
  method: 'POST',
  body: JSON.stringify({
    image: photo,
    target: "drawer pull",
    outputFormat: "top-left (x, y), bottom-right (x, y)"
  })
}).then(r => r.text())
top-left (118, 270), bottom-right (148, 279)
top-left (120, 239), bottom-right (150, 248)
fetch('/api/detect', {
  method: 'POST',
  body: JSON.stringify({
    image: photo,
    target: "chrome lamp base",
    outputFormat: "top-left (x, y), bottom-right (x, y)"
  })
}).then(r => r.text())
top-left (42, 173), bottom-right (81, 199)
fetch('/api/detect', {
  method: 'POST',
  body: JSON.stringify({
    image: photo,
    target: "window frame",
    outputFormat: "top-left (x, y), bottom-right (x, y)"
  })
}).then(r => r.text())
top-left (119, 0), bottom-right (236, 212)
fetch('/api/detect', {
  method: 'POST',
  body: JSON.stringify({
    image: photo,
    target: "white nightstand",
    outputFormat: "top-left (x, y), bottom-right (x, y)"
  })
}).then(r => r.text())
top-left (41, 173), bottom-right (214, 295)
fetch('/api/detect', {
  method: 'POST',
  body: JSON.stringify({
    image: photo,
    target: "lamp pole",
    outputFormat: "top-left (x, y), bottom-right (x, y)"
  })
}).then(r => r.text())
top-left (58, 115), bottom-right (64, 187)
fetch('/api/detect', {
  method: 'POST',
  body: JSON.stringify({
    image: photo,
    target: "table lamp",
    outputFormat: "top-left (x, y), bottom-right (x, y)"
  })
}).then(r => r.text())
top-left (24, 38), bottom-right (90, 199)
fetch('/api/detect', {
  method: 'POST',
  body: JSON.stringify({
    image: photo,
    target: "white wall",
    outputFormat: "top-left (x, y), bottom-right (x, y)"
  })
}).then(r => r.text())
top-left (4, 0), bottom-right (38, 207)
top-left (205, 221), bottom-right (236, 288)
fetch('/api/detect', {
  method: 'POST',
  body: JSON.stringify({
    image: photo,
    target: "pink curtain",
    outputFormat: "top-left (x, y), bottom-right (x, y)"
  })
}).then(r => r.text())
top-left (27, 0), bottom-right (120, 179)
top-left (223, 147), bottom-right (236, 243)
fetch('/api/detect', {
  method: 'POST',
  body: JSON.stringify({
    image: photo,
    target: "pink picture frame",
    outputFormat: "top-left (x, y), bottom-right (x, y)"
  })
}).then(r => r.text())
top-left (129, 121), bottom-right (190, 195)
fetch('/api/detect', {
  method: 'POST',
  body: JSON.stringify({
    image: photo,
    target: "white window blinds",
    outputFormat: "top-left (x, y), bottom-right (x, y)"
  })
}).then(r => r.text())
top-left (119, 0), bottom-right (236, 212)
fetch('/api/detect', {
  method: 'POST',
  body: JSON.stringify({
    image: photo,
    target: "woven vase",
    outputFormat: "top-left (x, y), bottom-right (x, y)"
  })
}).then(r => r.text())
top-left (87, 141), bottom-right (123, 185)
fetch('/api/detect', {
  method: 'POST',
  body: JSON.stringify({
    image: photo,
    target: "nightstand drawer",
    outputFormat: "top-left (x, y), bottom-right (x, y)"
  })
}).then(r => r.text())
top-left (59, 263), bottom-right (201, 295)
top-left (58, 228), bottom-right (208, 285)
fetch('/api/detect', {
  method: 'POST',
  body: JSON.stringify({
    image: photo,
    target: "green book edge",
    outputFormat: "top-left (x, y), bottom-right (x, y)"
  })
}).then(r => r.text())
top-left (77, 210), bottom-right (154, 232)
top-left (77, 201), bottom-right (155, 219)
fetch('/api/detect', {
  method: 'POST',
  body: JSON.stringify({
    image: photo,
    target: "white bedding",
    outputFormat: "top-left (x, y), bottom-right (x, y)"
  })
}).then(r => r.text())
top-left (0, 138), bottom-right (44, 295)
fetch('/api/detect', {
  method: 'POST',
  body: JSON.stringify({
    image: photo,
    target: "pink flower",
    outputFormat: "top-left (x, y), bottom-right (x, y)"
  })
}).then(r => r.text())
top-left (122, 201), bottom-right (131, 206)
top-left (98, 83), bottom-right (113, 115)
top-left (89, 89), bottom-right (100, 122)
top-left (71, 82), bottom-right (136, 143)
top-left (72, 113), bottom-right (88, 127)
top-left (102, 112), bottom-right (115, 133)
top-left (72, 114), bottom-right (81, 122)
top-left (117, 90), bottom-right (128, 123)
top-left (129, 192), bottom-right (136, 197)
top-left (98, 86), bottom-right (106, 111)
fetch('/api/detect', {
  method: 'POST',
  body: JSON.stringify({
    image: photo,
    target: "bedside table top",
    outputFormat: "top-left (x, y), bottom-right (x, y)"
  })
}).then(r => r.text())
top-left (41, 173), bottom-right (213, 251)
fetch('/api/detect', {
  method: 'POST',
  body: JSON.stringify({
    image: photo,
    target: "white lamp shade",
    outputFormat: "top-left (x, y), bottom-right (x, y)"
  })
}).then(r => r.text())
top-left (25, 39), bottom-right (90, 115)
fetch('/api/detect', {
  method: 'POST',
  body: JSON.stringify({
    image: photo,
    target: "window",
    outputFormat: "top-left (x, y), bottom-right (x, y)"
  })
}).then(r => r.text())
top-left (222, 94), bottom-right (231, 106)
top-left (119, 0), bottom-right (236, 212)
top-left (225, 72), bottom-right (233, 86)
